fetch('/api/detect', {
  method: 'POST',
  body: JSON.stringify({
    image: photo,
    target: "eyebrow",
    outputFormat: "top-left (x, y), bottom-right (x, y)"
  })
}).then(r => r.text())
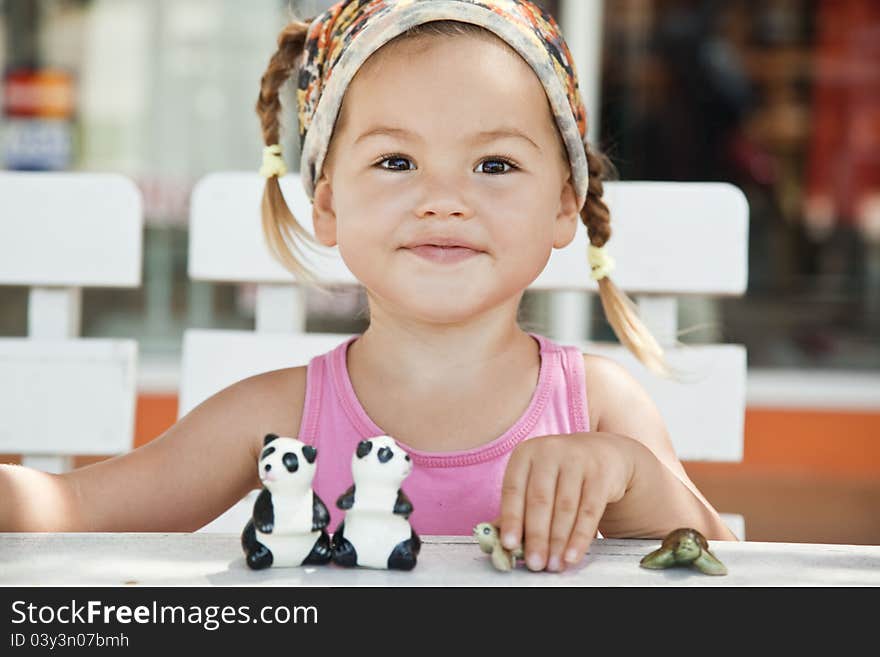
top-left (353, 125), bottom-right (541, 151)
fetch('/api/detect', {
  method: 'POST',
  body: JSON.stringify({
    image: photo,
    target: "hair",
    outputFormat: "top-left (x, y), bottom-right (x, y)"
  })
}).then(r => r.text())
top-left (256, 17), bottom-right (672, 377)
top-left (256, 19), bottom-right (323, 285)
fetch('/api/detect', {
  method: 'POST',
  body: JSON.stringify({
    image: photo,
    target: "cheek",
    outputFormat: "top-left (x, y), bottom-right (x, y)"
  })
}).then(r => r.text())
top-left (486, 214), bottom-right (556, 288)
top-left (335, 214), bottom-right (394, 282)
top-left (507, 175), bottom-right (563, 239)
top-left (334, 174), bottom-right (409, 233)
top-left (480, 170), bottom-right (560, 215)
top-left (479, 196), bottom-right (557, 254)
top-left (333, 181), bottom-right (418, 277)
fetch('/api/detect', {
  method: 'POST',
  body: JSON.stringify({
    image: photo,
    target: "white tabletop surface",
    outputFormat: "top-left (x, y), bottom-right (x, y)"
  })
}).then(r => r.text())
top-left (1, 533), bottom-right (878, 586)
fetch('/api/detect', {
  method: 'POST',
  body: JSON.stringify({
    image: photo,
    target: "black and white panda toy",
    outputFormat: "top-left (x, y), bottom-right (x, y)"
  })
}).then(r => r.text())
top-left (331, 435), bottom-right (421, 570)
top-left (241, 433), bottom-right (333, 570)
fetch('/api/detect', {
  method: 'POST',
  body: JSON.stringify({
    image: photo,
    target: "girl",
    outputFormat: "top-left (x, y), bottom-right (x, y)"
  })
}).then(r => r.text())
top-left (0, 0), bottom-right (737, 573)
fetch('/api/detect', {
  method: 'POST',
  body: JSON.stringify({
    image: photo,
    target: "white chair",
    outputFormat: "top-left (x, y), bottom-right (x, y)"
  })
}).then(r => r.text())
top-left (186, 172), bottom-right (748, 538)
top-left (0, 172), bottom-right (143, 473)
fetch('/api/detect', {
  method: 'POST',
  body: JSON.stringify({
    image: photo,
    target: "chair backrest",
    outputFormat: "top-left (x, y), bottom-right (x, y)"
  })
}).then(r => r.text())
top-left (185, 172), bottom-right (748, 536)
top-left (0, 172), bottom-right (143, 473)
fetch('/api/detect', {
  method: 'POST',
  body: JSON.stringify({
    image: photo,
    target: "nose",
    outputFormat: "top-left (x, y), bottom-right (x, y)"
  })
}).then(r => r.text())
top-left (416, 204), bottom-right (470, 221)
top-left (414, 173), bottom-right (474, 221)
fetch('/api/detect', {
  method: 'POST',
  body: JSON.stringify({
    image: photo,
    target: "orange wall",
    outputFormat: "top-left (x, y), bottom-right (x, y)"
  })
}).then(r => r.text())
top-left (134, 394), bottom-right (179, 448)
top-left (738, 408), bottom-right (880, 475)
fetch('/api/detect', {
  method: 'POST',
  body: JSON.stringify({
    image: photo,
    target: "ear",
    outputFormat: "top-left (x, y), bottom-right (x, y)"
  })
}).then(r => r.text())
top-left (312, 175), bottom-right (338, 248)
top-left (263, 433), bottom-right (279, 446)
top-left (552, 177), bottom-right (579, 249)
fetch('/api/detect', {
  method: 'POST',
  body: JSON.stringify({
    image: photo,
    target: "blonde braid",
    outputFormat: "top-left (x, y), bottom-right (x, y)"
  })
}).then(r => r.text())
top-left (581, 144), bottom-right (673, 377)
top-left (256, 19), bottom-right (321, 284)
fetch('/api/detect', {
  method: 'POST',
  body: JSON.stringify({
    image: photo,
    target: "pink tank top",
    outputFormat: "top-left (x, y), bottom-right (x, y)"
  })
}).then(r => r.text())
top-left (298, 332), bottom-right (590, 536)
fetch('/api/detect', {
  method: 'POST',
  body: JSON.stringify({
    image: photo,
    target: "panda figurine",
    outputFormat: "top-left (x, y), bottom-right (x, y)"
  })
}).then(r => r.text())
top-left (331, 435), bottom-right (421, 570)
top-left (241, 433), bottom-right (333, 570)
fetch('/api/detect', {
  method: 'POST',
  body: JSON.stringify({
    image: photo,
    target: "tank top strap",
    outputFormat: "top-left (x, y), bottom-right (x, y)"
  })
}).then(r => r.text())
top-left (528, 333), bottom-right (590, 434)
top-left (298, 336), bottom-right (358, 444)
top-left (561, 343), bottom-right (590, 433)
top-left (297, 351), bottom-right (323, 444)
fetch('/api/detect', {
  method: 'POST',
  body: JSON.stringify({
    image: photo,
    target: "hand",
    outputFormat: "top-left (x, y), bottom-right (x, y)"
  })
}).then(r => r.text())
top-left (495, 432), bottom-right (637, 572)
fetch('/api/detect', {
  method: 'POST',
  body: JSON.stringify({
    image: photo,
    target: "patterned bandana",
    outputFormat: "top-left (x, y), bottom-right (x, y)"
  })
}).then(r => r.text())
top-left (295, 0), bottom-right (589, 210)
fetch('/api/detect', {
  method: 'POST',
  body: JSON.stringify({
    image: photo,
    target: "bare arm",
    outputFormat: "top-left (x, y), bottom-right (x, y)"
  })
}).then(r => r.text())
top-left (0, 366), bottom-right (306, 532)
top-left (0, 464), bottom-right (80, 531)
top-left (584, 354), bottom-right (738, 541)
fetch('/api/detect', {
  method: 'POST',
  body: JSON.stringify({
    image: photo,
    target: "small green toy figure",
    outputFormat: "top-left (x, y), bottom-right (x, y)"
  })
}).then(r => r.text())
top-left (640, 528), bottom-right (728, 576)
top-left (473, 522), bottom-right (524, 572)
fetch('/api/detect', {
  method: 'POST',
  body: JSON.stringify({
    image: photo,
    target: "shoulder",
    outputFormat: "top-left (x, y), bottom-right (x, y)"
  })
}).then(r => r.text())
top-left (581, 353), bottom-right (683, 468)
top-left (234, 364), bottom-right (307, 398)
top-left (581, 353), bottom-right (645, 433)
top-left (201, 365), bottom-right (308, 463)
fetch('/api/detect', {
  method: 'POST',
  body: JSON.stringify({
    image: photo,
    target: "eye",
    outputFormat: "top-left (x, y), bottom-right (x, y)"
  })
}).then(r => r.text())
top-left (282, 452), bottom-right (299, 473)
top-left (357, 440), bottom-right (373, 458)
top-left (376, 154), bottom-right (414, 171)
top-left (475, 157), bottom-right (517, 175)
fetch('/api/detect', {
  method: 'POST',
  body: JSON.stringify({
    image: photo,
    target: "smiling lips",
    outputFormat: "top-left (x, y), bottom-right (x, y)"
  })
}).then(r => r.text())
top-left (402, 237), bottom-right (485, 264)
top-left (406, 244), bottom-right (483, 263)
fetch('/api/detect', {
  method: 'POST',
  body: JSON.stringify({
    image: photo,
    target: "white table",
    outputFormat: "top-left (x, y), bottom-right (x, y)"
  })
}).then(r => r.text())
top-left (1, 534), bottom-right (878, 586)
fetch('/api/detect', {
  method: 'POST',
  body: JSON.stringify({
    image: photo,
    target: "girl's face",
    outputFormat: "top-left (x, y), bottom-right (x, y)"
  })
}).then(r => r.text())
top-left (312, 32), bottom-right (580, 325)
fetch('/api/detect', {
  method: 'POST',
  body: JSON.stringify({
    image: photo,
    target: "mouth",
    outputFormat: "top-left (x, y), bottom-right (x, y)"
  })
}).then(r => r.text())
top-left (403, 244), bottom-right (484, 264)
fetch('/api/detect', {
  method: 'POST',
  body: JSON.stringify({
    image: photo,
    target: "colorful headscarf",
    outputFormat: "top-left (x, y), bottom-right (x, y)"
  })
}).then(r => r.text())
top-left (295, 0), bottom-right (590, 210)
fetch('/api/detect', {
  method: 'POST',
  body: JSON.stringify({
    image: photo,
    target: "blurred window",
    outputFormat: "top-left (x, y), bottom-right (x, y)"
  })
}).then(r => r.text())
top-left (600, 0), bottom-right (880, 369)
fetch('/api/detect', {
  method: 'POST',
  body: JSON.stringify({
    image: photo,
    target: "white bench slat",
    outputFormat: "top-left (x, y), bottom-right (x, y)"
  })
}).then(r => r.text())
top-left (189, 173), bottom-right (747, 294)
top-left (255, 284), bottom-right (307, 333)
top-left (535, 182), bottom-right (748, 294)
top-left (581, 342), bottom-right (745, 462)
top-left (179, 330), bottom-right (743, 462)
top-left (0, 172), bottom-right (143, 287)
top-left (20, 455), bottom-right (75, 475)
top-left (178, 330), bottom-right (352, 419)
top-left (189, 174), bottom-right (338, 284)
top-left (28, 288), bottom-right (82, 338)
top-left (0, 339), bottom-right (137, 455)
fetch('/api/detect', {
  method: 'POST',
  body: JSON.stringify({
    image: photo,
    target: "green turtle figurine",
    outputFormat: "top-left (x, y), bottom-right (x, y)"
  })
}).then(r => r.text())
top-left (473, 522), bottom-right (524, 572)
top-left (640, 527), bottom-right (728, 575)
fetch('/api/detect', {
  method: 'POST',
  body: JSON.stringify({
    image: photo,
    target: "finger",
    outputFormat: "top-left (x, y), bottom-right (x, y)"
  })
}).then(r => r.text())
top-left (564, 480), bottom-right (607, 566)
top-left (498, 452), bottom-right (531, 551)
top-left (546, 465), bottom-right (583, 572)
top-left (523, 461), bottom-right (559, 571)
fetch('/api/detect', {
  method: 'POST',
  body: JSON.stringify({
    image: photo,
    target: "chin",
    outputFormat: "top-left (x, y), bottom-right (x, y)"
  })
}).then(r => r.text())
top-left (357, 261), bottom-right (536, 324)
top-left (380, 286), bottom-right (500, 325)
top-left (407, 297), bottom-right (491, 325)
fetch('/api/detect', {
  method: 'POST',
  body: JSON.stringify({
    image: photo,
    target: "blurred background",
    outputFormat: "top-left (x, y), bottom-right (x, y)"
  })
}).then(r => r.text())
top-left (0, 0), bottom-right (877, 543)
